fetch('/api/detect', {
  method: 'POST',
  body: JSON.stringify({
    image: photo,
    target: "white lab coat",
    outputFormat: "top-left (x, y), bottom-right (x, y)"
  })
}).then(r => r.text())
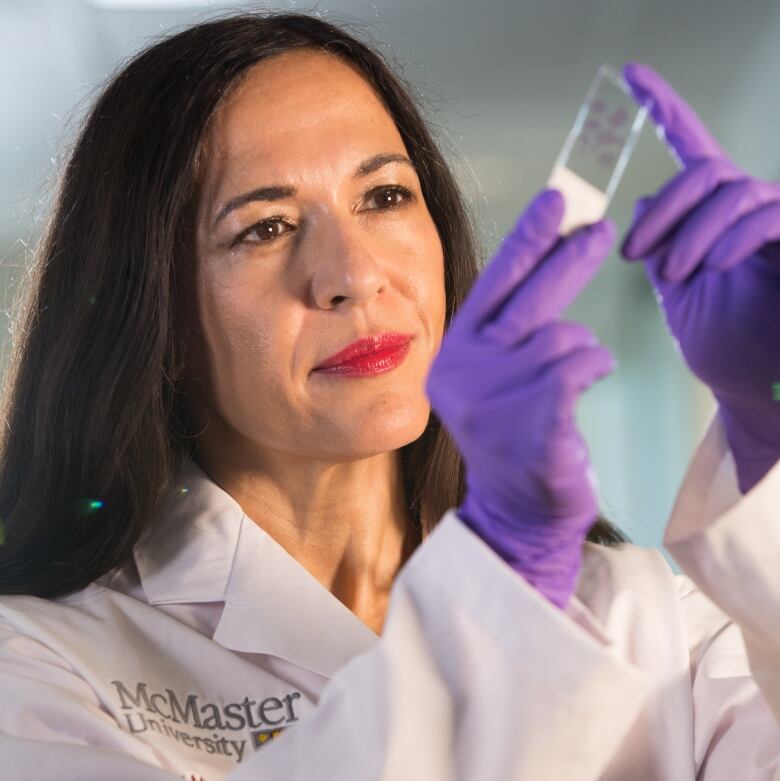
top-left (0, 414), bottom-right (778, 780)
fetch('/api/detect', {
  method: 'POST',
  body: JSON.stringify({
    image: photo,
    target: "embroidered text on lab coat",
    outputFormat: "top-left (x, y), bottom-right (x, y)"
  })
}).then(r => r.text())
top-left (111, 678), bottom-right (302, 762)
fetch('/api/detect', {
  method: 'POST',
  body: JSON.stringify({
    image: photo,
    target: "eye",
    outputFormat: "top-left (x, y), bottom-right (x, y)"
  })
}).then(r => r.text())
top-left (233, 217), bottom-right (295, 247)
top-left (231, 185), bottom-right (416, 248)
top-left (364, 184), bottom-right (415, 211)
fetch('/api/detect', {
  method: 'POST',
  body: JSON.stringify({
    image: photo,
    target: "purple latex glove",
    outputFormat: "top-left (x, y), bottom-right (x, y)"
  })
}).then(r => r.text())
top-left (424, 189), bottom-right (616, 609)
top-left (621, 63), bottom-right (780, 494)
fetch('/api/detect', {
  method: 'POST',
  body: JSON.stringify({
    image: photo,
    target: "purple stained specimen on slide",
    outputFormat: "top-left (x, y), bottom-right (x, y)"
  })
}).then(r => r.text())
top-left (597, 129), bottom-right (623, 146)
top-left (598, 151), bottom-right (616, 168)
top-left (551, 66), bottom-right (649, 201)
top-left (573, 88), bottom-right (634, 169)
top-left (609, 106), bottom-right (629, 127)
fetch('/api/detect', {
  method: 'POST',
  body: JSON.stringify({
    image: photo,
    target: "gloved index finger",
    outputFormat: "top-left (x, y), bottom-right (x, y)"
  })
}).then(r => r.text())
top-left (622, 62), bottom-right (725, 167)
top-left (448, 189), bottom-right (564, 340)
top-left (482, 219), bottom-right (615, 345)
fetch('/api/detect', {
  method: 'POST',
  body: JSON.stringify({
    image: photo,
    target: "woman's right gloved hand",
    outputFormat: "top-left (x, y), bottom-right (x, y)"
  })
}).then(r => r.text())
top-left (424, 189), bottom-right (617, 610)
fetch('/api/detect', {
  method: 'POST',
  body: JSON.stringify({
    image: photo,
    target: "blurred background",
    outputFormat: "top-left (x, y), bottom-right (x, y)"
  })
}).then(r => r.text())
top-left (3, 0), bottom-right (779, 570)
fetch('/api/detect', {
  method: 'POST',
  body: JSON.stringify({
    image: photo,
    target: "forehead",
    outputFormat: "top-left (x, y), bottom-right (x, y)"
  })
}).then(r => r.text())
top-left (200, 50), bottom-right (405, 188)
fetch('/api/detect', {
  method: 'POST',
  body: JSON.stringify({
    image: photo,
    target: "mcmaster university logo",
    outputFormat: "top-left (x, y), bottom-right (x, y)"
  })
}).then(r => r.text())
top-left (250, 727), bottom-right (286, 749)
top-left (111, 679), bottom-right (302, 763)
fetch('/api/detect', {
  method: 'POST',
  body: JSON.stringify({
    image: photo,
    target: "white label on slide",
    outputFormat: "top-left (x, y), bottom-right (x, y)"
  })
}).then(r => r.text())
top-left (547, 165), bottom-right (609, 235)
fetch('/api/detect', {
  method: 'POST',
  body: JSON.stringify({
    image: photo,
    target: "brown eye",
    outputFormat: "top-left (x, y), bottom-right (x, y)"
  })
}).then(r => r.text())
top-left (366, 184), bottom-right (415, 210)
top-left (235, 217), bottom-right (294, 246)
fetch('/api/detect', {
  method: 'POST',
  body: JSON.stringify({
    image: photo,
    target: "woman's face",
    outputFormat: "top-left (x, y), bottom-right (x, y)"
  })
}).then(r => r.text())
top-left (186, 49), bottom-right (446, 464)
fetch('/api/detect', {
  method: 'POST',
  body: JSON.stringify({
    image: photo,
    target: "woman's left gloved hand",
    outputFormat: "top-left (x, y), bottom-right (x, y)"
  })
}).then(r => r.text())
top-left (620, 62), bottom-right (780, 494)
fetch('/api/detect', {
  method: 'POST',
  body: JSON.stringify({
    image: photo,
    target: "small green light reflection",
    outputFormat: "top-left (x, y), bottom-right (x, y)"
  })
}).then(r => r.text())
top-left (75, 498), bottom-right (105, 515)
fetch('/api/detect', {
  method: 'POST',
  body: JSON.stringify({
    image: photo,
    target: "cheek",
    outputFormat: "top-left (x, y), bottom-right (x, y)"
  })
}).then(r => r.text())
top-left (196, 283), bottom-right (280, 395)
top-left (213, 300), bottom-right (267, 359)
top-left (407, 219), bottom-right (446, 343)
top-left (196, 298), bottom-right (299, 445)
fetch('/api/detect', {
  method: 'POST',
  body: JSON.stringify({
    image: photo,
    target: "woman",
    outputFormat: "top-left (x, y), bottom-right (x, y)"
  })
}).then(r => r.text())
top-left (0, 10), bottom-right (778, 780)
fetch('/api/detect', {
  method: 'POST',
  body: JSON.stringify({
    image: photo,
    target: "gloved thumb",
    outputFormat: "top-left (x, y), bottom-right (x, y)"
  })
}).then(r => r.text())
top-left (620, 196), bottom-right (652, 260)
top-left (622, 62), bottom-right (725, 166)
top-left (619, 195), bottom-right (674, 293)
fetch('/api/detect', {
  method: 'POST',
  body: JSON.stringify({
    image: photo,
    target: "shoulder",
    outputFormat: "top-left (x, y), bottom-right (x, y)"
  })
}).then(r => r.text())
top-left (579, 540), bottom-right (730, 625)
top-left (577, 540), bottom-right (678, 611)
top-left (575, 541), bottom-right (734, 672)
top-left (0, 568), bottom-right (145, 668)
top-left (0, 578), bottom-right (113, 621)
top-left (0, 554), bottom-right (147, 623)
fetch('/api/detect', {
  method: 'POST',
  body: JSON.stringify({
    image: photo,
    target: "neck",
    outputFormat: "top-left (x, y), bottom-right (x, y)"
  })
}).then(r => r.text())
top-left (195, 441), bottom-right (411, 623)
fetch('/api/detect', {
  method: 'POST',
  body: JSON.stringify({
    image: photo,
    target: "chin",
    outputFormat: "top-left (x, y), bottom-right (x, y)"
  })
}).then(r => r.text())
top-left (334, 399), bottom-right (431, 457)
top-left (374, 400), bottom-right (431, 448)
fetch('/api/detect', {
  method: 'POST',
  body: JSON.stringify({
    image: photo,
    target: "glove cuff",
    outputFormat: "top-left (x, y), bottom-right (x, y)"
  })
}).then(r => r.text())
top-left (716, 403), bottom-right (780, 493)
top-left (457, 489), bottom-right (594, 610)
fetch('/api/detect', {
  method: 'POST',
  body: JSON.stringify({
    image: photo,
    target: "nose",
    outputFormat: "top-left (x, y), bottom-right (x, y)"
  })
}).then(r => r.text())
top-left (308, 211), bottom-right (389, 310)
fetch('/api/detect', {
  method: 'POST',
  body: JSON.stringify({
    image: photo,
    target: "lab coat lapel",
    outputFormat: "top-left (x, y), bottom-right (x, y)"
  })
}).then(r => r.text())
top-left (134, 457), bottom-right (380, 679)
top-left (133, 457), bottom-right (241, 605)
top-left (212, 514), bottom-right (381, 678)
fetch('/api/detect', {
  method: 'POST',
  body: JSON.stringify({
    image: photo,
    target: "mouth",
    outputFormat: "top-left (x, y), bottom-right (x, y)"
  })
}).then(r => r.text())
top-left (312, 333), bottom-right (413, 378)
top-left (313, 332), bottom-right (413, 371)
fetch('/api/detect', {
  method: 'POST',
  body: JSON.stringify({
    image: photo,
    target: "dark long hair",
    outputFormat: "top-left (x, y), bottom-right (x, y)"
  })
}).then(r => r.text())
top-left (0, 10), bottom-right (628, 598)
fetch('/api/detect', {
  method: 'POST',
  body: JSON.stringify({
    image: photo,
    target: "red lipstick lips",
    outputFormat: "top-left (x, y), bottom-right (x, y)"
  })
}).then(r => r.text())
top-left (313, 332), bottom-right (413, 377)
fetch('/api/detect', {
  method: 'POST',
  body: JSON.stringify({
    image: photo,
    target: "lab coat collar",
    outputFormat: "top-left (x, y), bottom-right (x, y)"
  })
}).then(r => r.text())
top-left (133, 457), bottom-right (380, 678)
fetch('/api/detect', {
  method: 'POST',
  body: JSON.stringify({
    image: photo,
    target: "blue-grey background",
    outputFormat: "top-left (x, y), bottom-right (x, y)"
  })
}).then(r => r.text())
top-left (4, 0), bottom-right (779, 570)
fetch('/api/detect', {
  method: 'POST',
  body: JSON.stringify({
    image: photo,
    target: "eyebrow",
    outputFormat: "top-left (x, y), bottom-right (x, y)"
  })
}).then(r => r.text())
top-left (212, 153), bottom-right (415, 229)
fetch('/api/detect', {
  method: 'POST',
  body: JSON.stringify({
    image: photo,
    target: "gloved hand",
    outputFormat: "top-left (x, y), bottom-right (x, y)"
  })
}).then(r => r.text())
top-left (424, 189), bottom-right (616, 609)
top-left (621, 62), bottom-right (780, 494)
